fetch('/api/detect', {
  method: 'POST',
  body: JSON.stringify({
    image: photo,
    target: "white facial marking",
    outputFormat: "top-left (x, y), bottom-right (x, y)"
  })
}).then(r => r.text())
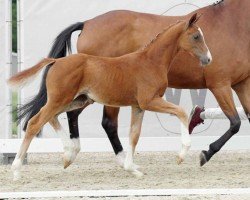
top-left (198, 28), bottom-right (212, 63)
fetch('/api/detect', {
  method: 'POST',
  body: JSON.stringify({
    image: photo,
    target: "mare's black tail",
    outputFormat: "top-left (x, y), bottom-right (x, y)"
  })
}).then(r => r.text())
top-left (16, 22), bottom-right (84, 131)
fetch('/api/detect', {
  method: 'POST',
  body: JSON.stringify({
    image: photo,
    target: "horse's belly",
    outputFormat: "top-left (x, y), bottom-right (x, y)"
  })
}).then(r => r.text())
top-left (87, 91), bottom-right (137, 107)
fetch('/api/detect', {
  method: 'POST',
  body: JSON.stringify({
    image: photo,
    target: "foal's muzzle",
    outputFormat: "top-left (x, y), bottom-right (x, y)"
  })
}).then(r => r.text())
top-left (200, 52), bottom-right (212, 66)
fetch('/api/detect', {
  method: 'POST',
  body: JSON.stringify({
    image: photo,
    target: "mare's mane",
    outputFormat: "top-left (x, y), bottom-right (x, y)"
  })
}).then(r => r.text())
top-left (213, 0), bottom-right (224, 6)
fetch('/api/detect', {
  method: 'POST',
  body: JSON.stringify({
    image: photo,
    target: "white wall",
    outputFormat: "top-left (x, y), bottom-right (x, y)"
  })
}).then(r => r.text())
top-left (19, 0), bottom-right (249, 140)
top-left (0, 0), bottom-right (12, 139)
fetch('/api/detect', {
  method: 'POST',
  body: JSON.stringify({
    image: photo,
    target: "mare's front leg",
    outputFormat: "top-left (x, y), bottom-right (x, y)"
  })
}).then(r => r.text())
top-left (140, 97), bottom-right (191, 164)
top-left (102, 106), bottom-right (125, 166)
top-left (200, 86), bottom-right (241, 166)
top-left (124, 106), bottom-right (144, 177)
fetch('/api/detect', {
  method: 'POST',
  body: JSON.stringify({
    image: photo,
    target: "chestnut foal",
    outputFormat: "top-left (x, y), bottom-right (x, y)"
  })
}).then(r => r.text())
top-left (9, 14), bottom-right (211, 180)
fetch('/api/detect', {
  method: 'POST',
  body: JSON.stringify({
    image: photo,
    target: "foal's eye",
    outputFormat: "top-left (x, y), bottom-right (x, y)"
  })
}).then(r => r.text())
top-left (193, 34), bottom-right (200, 40)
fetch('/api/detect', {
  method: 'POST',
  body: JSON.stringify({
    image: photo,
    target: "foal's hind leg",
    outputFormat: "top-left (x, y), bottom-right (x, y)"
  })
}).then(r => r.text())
top-left (11, 103), bottom-right (61, 181)
top-left (124, 106), bottom-right (144, 177)
top-left (50, 117), bottom-right (81, 169)
top-left (140, 97), bottom-right (191, 164)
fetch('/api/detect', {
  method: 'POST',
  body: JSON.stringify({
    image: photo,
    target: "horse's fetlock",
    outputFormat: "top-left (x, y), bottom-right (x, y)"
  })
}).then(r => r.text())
top-left (231, 120), bottom-right (241, 134)
top-left (209, 143), bottom-right (220, 154)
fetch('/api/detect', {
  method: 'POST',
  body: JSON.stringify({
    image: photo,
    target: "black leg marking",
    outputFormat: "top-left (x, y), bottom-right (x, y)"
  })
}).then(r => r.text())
top-left (67, 108), bottom-right (84, 139)
top-left (200, 115), bottom-right (241, 166)
top-left (102, 107), bottom-right (123, 155)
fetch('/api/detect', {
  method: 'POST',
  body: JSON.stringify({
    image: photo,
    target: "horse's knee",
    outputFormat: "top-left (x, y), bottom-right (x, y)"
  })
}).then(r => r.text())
top-left (231, 119), bottom-right (241, 134)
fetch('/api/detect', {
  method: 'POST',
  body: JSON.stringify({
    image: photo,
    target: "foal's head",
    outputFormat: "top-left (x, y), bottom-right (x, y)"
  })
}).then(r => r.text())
top-left (178, 13), bottom-right (212, 66)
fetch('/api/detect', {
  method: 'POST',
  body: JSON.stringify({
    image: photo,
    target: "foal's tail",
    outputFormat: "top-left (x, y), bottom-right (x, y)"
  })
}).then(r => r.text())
top-left (8, 58), bottom-right (56, 90)
top-left (16, 22), bottom-right (84, 130)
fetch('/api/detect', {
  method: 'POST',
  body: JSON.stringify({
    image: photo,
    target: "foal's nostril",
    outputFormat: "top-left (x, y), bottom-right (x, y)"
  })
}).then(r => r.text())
top-left (207, 58), bottom-right (211, 63)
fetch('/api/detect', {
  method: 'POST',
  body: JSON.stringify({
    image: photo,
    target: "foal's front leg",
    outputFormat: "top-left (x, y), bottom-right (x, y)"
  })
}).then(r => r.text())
top-left (140, 97), bottom-right (191, 164)
top-left (61, 98), bottom-right (92, 168)
top-left (124, 106), bottom-right (144, 177)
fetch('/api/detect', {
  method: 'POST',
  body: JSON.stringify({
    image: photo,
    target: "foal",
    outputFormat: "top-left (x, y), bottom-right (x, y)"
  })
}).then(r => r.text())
top-left (8, 13), bottom-right (211, 180)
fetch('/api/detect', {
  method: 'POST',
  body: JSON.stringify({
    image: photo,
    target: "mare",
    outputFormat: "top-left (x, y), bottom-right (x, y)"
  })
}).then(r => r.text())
top-left (17, 0), bottom-right (250, 167)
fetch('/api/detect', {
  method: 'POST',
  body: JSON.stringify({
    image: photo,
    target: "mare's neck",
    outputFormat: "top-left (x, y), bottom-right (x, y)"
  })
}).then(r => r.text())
top-left (142, 22), bottom-right (184, 69)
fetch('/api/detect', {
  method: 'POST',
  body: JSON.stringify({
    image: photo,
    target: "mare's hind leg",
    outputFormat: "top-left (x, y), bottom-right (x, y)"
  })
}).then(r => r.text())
top-left (11, 103), bottom-right (62, 181)
top-left (102, 106), bottom-right (124, 166)
top-left (124, 106), bottom-right (144, 177)
top-left (140, 97), bottom-right (191, 164)
top-left (233, 76), bottom-right (250, 122)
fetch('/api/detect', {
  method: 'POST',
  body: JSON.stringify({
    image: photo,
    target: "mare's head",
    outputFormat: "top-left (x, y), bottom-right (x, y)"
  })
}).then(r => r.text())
top-left (178, 13), bottom-right (212, 66)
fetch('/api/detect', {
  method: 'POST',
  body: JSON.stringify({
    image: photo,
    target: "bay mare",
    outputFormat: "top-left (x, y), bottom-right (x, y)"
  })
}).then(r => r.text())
top-left (9, 15), bottom-right (211, 180)
top-left (18, 0), bottom-right (250, 167)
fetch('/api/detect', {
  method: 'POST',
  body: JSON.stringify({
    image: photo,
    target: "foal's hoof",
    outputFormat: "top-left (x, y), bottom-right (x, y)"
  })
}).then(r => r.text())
top-left (177, 156), bottom-right (184, 165)
top-left (63, 150), bottom-right (78, 169)
top-left (63, 159), bottom-right (72, 169)
top-left (200, 150), bottom-right (208, 167)
top-left (12, 170), bottom-right (21, 181)
top-left (63, 153), bottom-right (74, 169)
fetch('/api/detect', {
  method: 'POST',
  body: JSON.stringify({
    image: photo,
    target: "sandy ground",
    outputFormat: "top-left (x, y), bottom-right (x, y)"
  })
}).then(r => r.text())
top-left (0, 151), bottom-right (250, 199)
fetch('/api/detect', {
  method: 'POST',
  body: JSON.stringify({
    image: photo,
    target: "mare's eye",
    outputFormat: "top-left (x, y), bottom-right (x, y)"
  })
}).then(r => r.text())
top-left (193, 34), bottom-right (200, 40)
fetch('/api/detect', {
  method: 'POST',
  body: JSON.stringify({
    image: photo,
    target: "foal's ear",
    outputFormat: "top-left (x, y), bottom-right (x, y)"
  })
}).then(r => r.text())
top-left (187, 13), bottom-right (201, 28)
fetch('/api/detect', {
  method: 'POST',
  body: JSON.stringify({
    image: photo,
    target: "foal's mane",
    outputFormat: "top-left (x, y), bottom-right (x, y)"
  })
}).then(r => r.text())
top-left (141, 20), bottom-right (183, 51)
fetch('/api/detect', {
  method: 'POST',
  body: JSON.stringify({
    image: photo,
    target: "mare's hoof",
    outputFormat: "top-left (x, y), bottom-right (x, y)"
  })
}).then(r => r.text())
top-left (200, 150), bottom-right (208, 166)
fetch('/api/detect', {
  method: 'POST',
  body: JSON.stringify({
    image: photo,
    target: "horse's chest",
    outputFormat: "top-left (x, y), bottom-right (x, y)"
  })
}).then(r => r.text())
top-left (155, 78), bottom-right (168, 96)
top-left (158, 82), bottom-right (168, 97)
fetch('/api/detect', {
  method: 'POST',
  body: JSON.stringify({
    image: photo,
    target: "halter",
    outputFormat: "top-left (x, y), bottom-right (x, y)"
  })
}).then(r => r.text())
top-left (213, 0), bottom-right (224, 6)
